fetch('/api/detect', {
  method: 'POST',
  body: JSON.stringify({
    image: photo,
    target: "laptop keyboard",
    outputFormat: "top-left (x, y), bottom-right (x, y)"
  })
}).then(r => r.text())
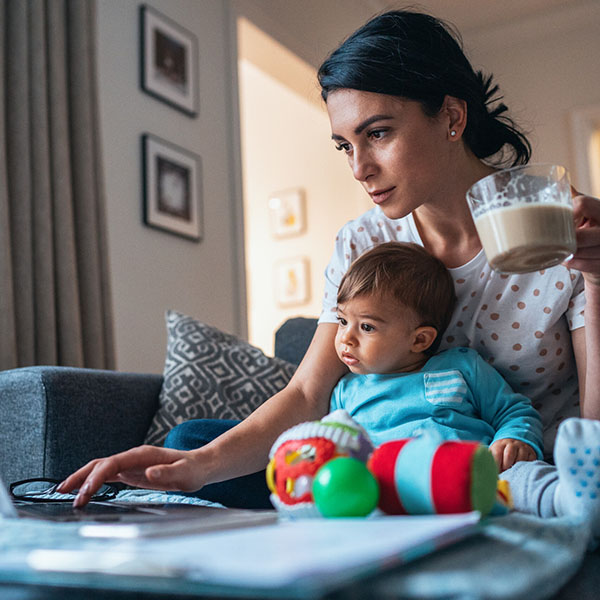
top-left (16, 502), bottom-right (139, 522)
top-left (18, 490), bottom-right (82, 502)
top-left (14, 501), bottom-right (232, 523)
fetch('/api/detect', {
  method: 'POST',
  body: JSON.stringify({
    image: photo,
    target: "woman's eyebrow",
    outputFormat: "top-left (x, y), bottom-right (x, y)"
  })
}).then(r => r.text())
top-left (331, 114), bottom-right (394, 141)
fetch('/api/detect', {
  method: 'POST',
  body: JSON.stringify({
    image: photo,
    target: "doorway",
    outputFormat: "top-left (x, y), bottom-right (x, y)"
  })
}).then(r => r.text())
top-left (237, 17), bottom-right (369, 355)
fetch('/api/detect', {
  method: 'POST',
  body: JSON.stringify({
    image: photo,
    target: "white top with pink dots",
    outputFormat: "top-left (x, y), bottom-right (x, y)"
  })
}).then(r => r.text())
top-left (320, 206), bottom-right (586, 454)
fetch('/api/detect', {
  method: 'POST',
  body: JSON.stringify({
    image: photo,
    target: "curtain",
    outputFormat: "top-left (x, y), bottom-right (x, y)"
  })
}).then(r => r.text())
top-left (0, 0), bottom-right (115, 370)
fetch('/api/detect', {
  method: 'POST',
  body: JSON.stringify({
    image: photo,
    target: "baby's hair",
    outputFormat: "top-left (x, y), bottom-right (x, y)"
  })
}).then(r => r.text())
top-left (337, 242), bottom-right (457, 355)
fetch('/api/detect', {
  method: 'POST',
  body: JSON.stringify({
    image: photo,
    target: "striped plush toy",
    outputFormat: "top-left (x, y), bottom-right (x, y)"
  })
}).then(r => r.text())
top-left (368, 435), bottom-right (500, 516)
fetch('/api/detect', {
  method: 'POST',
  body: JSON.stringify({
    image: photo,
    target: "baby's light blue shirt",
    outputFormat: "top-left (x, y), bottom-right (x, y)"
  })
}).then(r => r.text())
top-left (330, 347), bottom-right (544, 457)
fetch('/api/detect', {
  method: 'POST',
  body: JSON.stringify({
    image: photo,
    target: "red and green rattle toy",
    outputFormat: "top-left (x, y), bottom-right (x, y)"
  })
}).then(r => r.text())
top-left (266, 410), bottom-right (506, 518)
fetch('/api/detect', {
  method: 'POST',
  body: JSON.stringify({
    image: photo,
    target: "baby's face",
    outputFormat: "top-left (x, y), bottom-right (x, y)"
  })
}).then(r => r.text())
top-left (334, 294), bottom-right (424, 375)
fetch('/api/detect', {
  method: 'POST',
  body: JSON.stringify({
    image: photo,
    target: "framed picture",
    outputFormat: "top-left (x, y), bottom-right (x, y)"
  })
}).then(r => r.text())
top-left (274, 257), bottom-right (310, 307)
top-left (140, 4), bottom-right (198, 117)
top-left (142, 134), bottom-right (202, 242)
top-left (268, 188), bottom-right (305, 238)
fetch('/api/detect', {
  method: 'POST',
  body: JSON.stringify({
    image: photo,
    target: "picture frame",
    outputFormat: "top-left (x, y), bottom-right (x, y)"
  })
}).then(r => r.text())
top-left (140, 4), bottom-right (199, 117)
top-left (274, 257), bottom-right (310, 307)
top-left (142, 134), bottom-right (202, 242)
top-left (268, 188), bottom-right (305, 238)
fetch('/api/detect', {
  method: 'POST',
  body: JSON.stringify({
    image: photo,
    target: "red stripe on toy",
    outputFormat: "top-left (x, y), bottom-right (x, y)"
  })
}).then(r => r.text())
top-left (368, 439), bottom-right (411, 515)
top-left (430, 441), bottom-right (479, 513)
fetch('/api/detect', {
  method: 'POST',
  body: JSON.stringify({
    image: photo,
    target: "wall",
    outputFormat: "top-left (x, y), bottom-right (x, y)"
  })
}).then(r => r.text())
top-left (464, 2), bottom-right (600, 187)
top-left (96, 0), bottom-right (244, 373)
top-left (231, 0), bottom-right (378, 72)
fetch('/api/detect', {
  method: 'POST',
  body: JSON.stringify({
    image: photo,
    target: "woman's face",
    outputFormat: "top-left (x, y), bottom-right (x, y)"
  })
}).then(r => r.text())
top-left (326, 89), bottom-right (451, 219)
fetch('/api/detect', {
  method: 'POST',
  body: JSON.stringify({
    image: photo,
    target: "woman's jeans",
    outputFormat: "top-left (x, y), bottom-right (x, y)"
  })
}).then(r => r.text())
top-left (164, 419), bottom-right (272, 509)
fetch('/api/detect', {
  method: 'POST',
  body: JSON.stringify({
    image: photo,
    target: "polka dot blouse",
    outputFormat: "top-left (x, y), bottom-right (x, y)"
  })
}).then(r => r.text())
top-left (320, 207), bottom-right (586, 455)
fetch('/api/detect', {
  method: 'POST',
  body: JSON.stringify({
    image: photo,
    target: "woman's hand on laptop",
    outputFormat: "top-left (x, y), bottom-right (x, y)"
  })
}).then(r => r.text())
top-left (57, 446), bottom-right (206, 507)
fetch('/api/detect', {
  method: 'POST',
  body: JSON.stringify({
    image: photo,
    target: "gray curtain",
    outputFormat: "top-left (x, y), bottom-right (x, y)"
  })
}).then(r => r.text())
top-left (0, 0), bottom-right (115, 370)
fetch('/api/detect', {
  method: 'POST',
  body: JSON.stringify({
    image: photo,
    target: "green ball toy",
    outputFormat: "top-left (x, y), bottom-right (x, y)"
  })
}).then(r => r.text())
top-left (312, 457), bottom-right (379, 517)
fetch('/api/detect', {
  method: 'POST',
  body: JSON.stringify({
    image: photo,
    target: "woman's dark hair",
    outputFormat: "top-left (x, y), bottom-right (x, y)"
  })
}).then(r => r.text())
top-left (318, 10), bottom-right (531, 167)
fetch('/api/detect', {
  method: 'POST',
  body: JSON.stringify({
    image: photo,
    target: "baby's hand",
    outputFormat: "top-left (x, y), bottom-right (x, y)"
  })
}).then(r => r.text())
top-left (489, 439), bottom-right (537, 472)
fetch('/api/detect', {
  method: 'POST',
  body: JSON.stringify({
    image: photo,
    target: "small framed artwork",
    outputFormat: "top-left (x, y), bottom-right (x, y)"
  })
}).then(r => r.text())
top-left (274, 257), bottom-right (310, 307)
top-left (268, 188), bottom-right (305, 238)
top-left (140, 4), bottom-right (198, 117)
top-left (142, 134), bottom-right (202, 242)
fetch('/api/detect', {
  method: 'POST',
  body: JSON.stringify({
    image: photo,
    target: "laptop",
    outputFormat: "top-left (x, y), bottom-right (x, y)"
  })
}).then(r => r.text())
top-left (0, 474), bottom-right (278, 538)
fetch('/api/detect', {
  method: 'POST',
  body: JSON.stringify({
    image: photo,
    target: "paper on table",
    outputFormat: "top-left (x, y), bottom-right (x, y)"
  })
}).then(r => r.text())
top-left (28, 512), bottom-right (481, 596)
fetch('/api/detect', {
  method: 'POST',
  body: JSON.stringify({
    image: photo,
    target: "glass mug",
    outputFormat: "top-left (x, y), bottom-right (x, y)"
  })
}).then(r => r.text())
top-left (466, 164), bottom-right (576, 274)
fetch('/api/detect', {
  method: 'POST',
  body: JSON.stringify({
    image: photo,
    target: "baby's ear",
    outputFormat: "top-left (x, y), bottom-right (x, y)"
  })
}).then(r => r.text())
top-left (412, 326), bottom-right (438, 353)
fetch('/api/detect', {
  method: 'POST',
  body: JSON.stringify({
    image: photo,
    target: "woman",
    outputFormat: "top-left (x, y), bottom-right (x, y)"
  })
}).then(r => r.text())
top-left (60, 10), bottom-right (600, 513)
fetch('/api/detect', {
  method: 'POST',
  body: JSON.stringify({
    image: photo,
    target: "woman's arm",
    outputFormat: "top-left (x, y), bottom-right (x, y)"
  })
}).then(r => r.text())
top-left (192, 323), bottom-right (346, 485)
top-left (572, 306), bottom-right (600, 420)
top-left (59, 323), bottom-right (347, 506)
top-left (569, 192), bottom-right (600, 420)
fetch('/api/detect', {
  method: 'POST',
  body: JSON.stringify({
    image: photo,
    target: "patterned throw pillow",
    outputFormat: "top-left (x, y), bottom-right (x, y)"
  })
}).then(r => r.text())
top-left (144, 310), bottom-right (297, 446)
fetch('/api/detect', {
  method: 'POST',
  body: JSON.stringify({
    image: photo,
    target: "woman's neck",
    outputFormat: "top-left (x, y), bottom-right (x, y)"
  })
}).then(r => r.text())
top-left (413, 157), bottom-right (495, 268)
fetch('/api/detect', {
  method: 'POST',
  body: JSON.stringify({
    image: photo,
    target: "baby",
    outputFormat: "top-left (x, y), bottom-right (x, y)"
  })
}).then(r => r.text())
top-left (330, 241), bottom-right (600, 541)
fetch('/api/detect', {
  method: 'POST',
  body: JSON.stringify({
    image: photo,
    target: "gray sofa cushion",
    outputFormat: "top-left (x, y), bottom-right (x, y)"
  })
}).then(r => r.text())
top-left (144, 311), bottom-right (297, 446)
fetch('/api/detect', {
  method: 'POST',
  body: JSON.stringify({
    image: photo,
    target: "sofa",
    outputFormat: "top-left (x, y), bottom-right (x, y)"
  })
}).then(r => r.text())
top-left (0, 316), bottom-right (318, 485)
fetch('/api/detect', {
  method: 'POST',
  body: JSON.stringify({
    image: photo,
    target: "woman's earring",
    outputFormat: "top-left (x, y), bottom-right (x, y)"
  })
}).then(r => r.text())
top-left (450, 130), bottom-right (457, 137)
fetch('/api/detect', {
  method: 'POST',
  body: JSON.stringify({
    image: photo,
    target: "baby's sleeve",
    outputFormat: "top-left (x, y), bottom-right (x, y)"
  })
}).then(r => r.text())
top-left (471, 352), bottom-right (544, 459)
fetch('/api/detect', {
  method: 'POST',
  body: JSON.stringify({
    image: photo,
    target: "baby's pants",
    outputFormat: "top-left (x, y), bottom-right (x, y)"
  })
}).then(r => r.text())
top-left (500, 460), bottom-right (559, 517)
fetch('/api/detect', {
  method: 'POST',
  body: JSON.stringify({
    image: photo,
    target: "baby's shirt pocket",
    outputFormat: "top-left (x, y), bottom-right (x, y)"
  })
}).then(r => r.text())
top-left (424, 370), bottom-right (469, 406)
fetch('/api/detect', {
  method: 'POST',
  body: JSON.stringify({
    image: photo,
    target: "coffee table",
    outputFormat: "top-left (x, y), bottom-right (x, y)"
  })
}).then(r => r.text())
top-left (0, 510), bottom-right (592, 599)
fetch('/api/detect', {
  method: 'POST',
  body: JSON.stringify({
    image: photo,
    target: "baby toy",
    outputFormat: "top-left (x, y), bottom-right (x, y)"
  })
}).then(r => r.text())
top-left (368, 435), bottom-right (499, 516)
top-left (266, 410), bottom-right (374, 517)
top-left (312, 456), bottom-right (380, 517)
top-left (267, 410), bottom-right (504, 518)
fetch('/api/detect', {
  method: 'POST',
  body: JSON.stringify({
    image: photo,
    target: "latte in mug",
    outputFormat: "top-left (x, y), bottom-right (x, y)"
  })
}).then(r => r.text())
top-left (467, 165), bottom-right (576, 274)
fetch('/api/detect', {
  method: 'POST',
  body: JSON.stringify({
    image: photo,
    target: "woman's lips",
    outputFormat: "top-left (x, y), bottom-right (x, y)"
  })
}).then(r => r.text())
top-left (369, 187), bottom-right (395, 205)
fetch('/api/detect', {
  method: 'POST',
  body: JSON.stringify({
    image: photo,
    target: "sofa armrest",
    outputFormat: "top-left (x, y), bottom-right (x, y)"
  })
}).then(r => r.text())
top-left (0, 366), bottom-right (162, 483)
